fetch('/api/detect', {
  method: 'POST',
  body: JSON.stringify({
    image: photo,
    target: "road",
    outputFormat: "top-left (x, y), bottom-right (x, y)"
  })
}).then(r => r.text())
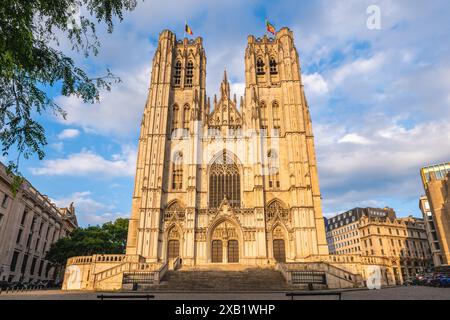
top-left (0, 286), bottom-right (449, 300)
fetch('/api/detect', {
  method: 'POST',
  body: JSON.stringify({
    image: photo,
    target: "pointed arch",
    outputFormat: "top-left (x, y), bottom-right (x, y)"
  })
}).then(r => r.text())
top-left (173, 60), bottom-right (182, 87)
top-left (266, 199), bottom-right (288, 220)
top-left (185, 60), bottom-right (194, 87)
top-left (267, 149), bottom-right (280, 189)
top-left (268, 220), bottom-right (290, 263)
top-left (260, 101), bottom-right (268, 132)
top-left (172, 151), bottom-right (183, 190)
top-left (256, 57), bottom-right (265, 75)
top-left (183, 103), bottom-right (190, 130)
top-left (206, 216), bottom-right (244, 264)
top-left (272, 100), bottom-right (281, 132)
top-left (208, 150), bottom-right (242, 208)
top-left (164, 223), bottom-right (183, 262)
top-left (172, 104), bottom-right (180, 131)
top-left (269, 57), bottom-right (278, 74)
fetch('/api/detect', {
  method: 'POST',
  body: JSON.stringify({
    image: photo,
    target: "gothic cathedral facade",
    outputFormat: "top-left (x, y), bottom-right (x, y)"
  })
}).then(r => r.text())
top-left (125, 27), bottom-right (329, 267)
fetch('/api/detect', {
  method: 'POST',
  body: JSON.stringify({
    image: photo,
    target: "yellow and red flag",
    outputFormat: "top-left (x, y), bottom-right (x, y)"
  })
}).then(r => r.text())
top-left (185, 22), bottom-right (193, 35)
top-left (266, 19), bottom-right (276, 35)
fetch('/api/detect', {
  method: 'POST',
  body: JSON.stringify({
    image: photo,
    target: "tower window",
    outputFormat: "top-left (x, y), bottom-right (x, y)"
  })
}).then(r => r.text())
top-left (183, 104), bottom-right (190, 130)
top-left (174, 61), bottom-right (182, 87)
top-left (260, 101), bottom-right (268, 134)
top-left (270, 57), bottom-right (278, 75)
top-left (172, 152), bottom-right (183, 190)
top-left (185, 60), bottom-right (194, 87)
top-left (256, 58), bottom-right (265, 75)
top-left (268, 150), bottom-right (280, 189)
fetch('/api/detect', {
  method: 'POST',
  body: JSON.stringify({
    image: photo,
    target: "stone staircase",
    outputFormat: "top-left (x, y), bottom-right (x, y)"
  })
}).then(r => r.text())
top-left (148, 266), bottom-right (291, 292)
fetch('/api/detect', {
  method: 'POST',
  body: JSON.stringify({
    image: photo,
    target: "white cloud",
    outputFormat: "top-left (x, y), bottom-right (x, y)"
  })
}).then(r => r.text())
top-left (55, 65), bottom-right (150, 137)
top-left (316, 120), bottom-right (450, 206)
top-left (30, 146), bottom-right (136, 177)
top-left (331, 54), bottom-right (385, 85)
top-left (58, 128), bottom-right (80, 140)
top-left (338, 133), bottom-right (373, 145)
top-left (303, 73), bottom-right (329, 96)
top-left (50, 142), bottom-right (64, 152)
top-left (52, 191), bottom-right (128, 225)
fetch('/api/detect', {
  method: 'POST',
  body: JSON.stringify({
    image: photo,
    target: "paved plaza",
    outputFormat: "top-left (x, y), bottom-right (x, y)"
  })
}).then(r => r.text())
top-left (0, 286), bottom-right (449, 300)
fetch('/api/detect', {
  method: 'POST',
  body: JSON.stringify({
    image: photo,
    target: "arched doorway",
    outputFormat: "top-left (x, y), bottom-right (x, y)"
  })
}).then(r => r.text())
top-left (210, 220), bottom-right (240, 264)
top-left (272, 225), bottom-right (287, 263)
top-left (273, 239), bottom-right (286, 263)
top-left (212, 240), bottom-right (223, 263)
top-left (167, 226), bottom-right (181, 266)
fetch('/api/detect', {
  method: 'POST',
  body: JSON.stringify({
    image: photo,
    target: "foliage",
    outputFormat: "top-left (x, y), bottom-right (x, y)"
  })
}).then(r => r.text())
top-left (45, 218), bottom-right (129, 265)
top-left (0, 0), bottom-right (139, 178)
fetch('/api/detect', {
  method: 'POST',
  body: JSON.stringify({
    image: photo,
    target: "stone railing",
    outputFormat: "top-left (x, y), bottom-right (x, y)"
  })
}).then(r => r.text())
top-left (304, 254), bottom-right (392, 267)
top-left (95, 261), bottom-right (168, 284)
top-left (66, 254), bottom-right (146, 267)
top-left (277, 262), bottom-right (363, 288)
top-left (173, 256), bottom-right (182, 271)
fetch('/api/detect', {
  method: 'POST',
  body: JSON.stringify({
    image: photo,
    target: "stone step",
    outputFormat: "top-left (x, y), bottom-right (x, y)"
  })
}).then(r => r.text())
top-left (150, 267), bottom-right (293, 291)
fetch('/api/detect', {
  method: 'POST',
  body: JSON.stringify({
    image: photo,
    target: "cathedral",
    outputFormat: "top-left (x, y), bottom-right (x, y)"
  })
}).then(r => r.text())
top-left (62, 28), bottom-right (398, 291)
top-left (125, 27), bottom-right (329, 266)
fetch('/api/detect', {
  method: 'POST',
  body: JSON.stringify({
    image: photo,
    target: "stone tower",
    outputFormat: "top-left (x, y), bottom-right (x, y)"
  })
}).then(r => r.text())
top-left (126, 27), bottom-right (328, 265)
top-left (126, 30), bottom-right (206, 264)
top-left (243, 28), bottom-right (328, 257)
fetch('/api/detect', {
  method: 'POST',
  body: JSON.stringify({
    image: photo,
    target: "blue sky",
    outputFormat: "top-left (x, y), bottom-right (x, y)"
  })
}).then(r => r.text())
top-left (5, 0), bottom-right (450, 226)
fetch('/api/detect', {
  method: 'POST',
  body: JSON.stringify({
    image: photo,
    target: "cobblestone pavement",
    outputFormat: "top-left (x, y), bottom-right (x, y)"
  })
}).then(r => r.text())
top-left (0, 286), bottom-right (449, 300)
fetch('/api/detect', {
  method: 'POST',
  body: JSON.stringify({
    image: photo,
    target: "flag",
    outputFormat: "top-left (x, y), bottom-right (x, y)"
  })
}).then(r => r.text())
top-left (185, 22), bottom-right (193, 36)
top-left (266, 19), bottom-right (276, 35)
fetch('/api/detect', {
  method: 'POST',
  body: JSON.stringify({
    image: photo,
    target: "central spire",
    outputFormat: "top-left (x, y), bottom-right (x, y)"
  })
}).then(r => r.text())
top-left (220, 69), bottom-right (230, 100)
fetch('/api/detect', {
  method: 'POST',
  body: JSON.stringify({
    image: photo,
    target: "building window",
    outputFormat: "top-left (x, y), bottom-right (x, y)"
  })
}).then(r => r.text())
top-left (1, 194), bottom-right (9, 208)
top-left (174, 60), bottom-right (182, 86)
top-left (21, 254), bottom-right (29, 274)
top-left (185, 60), bottom-right (194, 87)
top-left (269, 57), bottom-right (278, 74)
top-left (26, 232), bottom-right (33, 248)
top-left (16, 229), bottom-right (23, 244)
top-left (172, 152), bottom-right (183, 190)
top-left (38, 260), bottom-right (43, 277)
top-left (209, 151), bottom-right (241, 208)
top-left (256, 57), bottom-right (265, 75)
top-left (268, 150), bottom-right (280, 189)
top-left (30, 257), bottom-right (37, 275)
top-left (10, 251), bottom-right (20, 272)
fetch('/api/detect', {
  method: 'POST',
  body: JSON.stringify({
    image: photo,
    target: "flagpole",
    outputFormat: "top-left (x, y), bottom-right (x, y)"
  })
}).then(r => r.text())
top-left (265, 17), bottom-right (268, 37)
top-left (184, 20), bottom-right (187, 39)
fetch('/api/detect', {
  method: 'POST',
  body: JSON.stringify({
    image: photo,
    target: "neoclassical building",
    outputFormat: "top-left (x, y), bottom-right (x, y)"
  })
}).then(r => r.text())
top-left (63, 28), bottom-right (399, 291)
top-left (125, 27), bottom-right (328, 267)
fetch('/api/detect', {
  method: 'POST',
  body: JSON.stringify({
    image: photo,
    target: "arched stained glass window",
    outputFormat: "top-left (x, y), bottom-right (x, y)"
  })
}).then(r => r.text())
top-left (209, 151), bottom-right (241, 208)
